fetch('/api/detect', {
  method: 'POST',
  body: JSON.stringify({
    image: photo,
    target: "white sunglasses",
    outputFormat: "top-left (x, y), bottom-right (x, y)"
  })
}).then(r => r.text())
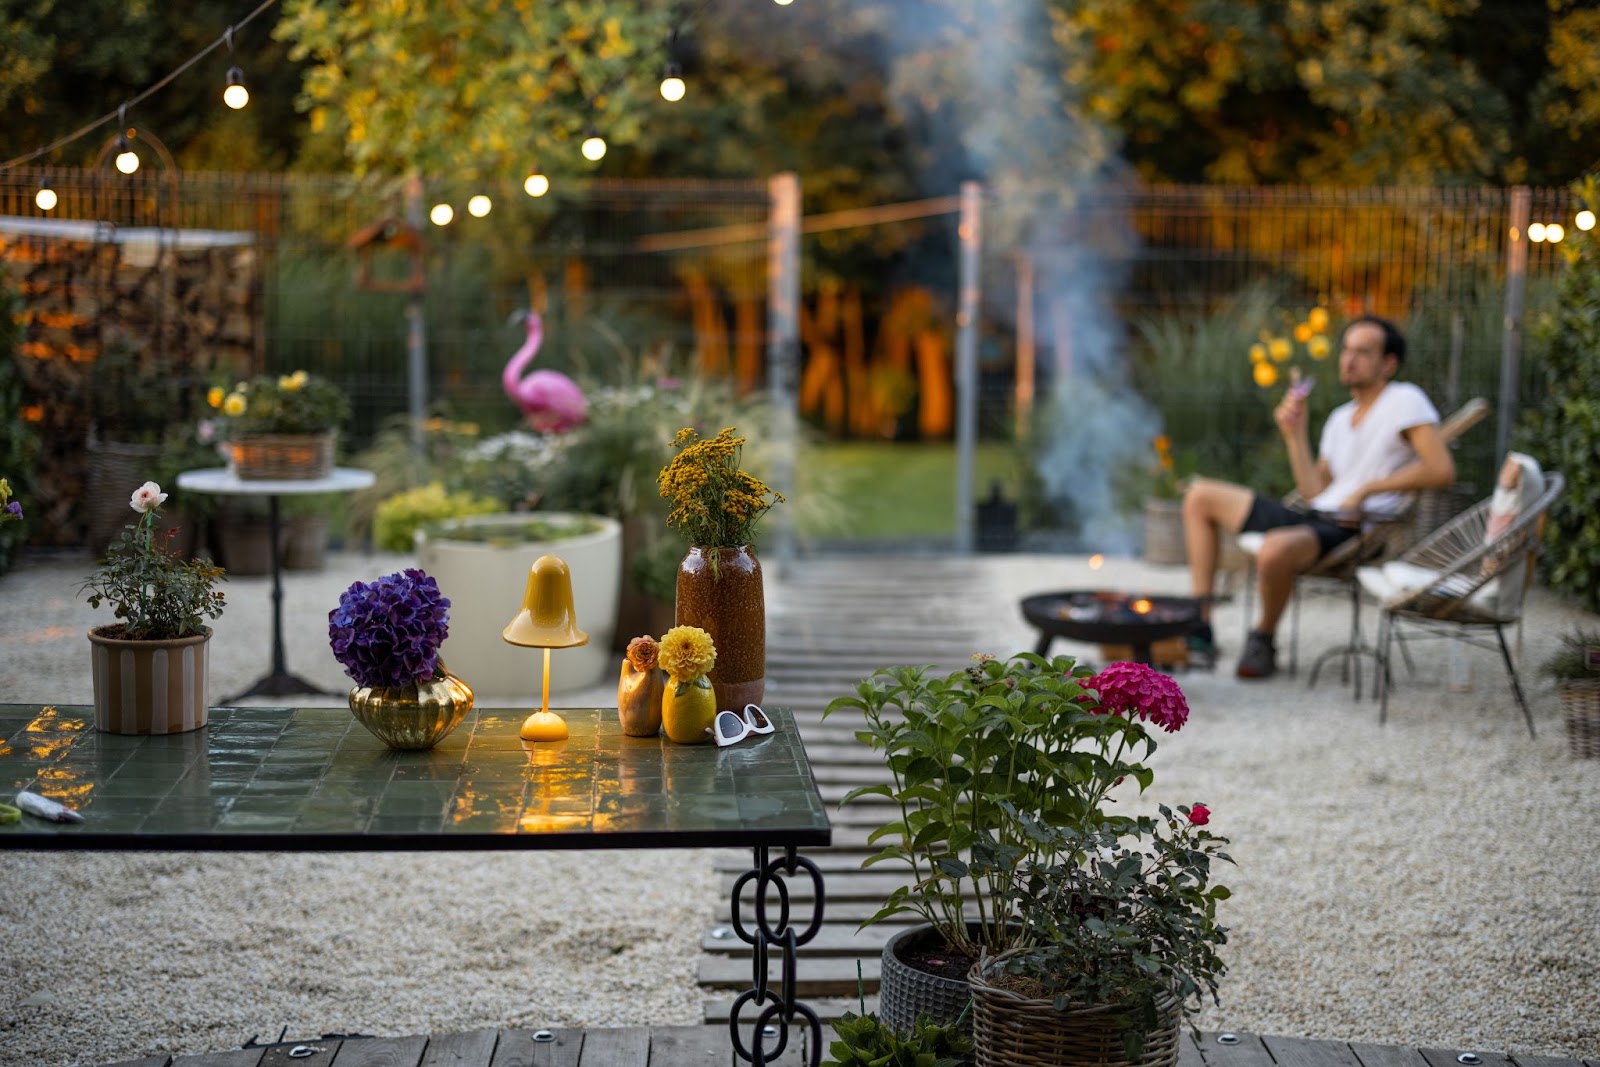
top-left (711, 704), bottom-right (776, 747)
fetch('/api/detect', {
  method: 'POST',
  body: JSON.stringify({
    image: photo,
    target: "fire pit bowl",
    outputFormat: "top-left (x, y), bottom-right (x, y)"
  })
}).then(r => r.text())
top-left (1021, 590), bottom-right (1202, 665)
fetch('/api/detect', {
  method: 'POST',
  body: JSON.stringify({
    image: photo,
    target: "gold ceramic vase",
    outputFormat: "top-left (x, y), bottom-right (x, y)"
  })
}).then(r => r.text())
top-left (349, 663), bottom-right (474, 751)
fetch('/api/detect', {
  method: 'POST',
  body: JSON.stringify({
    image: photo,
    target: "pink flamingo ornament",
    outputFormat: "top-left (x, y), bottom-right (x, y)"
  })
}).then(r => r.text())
top-left (503, 310), bottom-right (586, 432)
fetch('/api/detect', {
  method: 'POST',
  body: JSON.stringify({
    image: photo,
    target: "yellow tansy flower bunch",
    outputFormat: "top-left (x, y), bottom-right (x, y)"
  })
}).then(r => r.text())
top-left (658, 624), bottom-right (716, 684)
top-left (207, 370), bottom-right (349, 435)
top-left (657, 426), bottom-right (784, 548)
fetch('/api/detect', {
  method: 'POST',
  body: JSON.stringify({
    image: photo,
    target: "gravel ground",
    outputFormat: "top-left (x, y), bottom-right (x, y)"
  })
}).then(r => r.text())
top-left (2, 547), bottom-right (1598, 1064)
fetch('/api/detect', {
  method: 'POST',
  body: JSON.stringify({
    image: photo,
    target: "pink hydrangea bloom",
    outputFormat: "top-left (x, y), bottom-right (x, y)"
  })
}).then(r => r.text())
top-left (1085, 661), bottom-right (1190, 733)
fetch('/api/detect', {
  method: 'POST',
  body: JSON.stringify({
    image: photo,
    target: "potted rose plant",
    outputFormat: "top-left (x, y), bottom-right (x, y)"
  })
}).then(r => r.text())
top-left (823, 653), bottom-right (1196, 1036)
top-left (329, 568), bottom-right (474, 750)
top-left (971, 802), bottom-right (1230, 1067)
top-left (80, 481), bottom-right (227, 734)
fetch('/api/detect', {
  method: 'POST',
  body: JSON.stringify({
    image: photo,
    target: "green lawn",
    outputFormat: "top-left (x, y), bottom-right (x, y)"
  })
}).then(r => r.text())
top-left (793, 441), bottom-right (1022, 540)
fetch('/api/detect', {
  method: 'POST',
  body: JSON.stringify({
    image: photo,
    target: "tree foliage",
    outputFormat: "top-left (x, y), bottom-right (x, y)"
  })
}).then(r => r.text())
top-left (1519, 174), bottom-right (1600, 611)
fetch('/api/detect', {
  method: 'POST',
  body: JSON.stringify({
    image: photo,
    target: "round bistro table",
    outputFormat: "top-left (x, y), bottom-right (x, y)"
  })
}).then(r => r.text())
top-left (177, 467), bottom-right (375, 704)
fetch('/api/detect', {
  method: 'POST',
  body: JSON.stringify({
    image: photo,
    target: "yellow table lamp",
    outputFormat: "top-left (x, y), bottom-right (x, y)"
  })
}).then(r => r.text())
top-left (502, 554), bottom-right (588, 742)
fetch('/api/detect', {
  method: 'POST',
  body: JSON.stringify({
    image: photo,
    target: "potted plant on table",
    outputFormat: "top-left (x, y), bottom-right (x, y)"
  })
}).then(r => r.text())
top-left (329, 568), bottom-right (474, 751)
top-left (80, 481), bottom-right (227, 734)
top-left (824, 653), bottom-right (1217, 1048)
top-left (658, 426), bottom-right (784, 713)
top-left (213, 370), bottom-right (350, 480)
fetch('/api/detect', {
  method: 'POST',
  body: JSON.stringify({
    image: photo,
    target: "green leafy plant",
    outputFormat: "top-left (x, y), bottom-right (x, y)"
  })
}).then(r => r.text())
top-left (823, 1011), bottom-right (974, 1067)
top-left (823, 654), bottom-right (1191, 964)
top-left (80, 481), bottom-right (226, 640)
top-left (1540, 628), bottom-right (1600, 681)
top-left (88, 340), bottom-right (180, 445)
top-left (1520, 173), bottom-right (1600, 611)
top-left (989, 806), bottom-right (1232, 1060)
top-left (372, 483), bottom-right (501, 552)
top-left (215, 370), bottom-right (350, 436)
top-left (423, 515), bottom-right (601, 548)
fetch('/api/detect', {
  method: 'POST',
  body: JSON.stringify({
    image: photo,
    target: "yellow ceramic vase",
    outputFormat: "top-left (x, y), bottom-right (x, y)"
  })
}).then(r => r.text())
top-left (661, 675), bottom-right (717, 744)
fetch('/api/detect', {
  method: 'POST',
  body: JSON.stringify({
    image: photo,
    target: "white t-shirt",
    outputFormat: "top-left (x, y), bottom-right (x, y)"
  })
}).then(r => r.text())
top-left (1311, 381), bottom-right (1440, 516)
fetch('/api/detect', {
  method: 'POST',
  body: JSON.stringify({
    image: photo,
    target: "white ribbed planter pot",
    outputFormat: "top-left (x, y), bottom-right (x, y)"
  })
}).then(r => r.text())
top-left (87, 627), bottom-right (212, 734)
top-left (416, 513), bottom-right (622, 699)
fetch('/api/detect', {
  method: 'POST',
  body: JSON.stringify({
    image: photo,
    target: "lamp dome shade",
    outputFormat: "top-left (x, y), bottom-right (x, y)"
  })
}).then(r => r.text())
top-left (502, 555), bottom-right (589, 648)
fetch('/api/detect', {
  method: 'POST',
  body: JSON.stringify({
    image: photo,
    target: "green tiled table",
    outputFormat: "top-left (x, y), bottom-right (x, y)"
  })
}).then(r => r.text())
top-left (0, 702), bottom-right (830, 1065)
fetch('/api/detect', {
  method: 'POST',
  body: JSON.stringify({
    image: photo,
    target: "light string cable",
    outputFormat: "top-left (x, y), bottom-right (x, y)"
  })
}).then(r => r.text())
top-left (0, 0), bottom-right (281, 172)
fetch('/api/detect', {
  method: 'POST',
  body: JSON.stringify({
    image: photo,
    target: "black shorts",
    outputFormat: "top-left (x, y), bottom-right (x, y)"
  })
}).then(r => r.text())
top-left (1241, 495), bottom-right (1360, 558)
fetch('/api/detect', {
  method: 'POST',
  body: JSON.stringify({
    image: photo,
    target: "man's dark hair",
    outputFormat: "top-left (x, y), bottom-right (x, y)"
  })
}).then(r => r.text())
top-left (1347, 314), bottom-right (1406, 366)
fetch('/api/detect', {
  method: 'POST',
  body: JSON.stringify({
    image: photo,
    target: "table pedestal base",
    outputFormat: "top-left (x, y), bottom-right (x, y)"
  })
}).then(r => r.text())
top-left (729, 845), bottom-right (824, 1066)
top-left (223, 670), bottom-right (341, 706)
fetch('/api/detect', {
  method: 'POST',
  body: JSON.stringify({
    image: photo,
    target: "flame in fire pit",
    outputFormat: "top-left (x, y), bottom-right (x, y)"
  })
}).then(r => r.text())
top-left (1131, 598), bottom-right (1152, 614)
top-left (1089, 554), bottom-right (1104, 570)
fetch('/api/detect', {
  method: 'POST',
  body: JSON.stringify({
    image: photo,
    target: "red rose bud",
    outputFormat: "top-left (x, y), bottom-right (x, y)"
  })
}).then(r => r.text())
top-left (1188, 802), bottom-right (1211, 826)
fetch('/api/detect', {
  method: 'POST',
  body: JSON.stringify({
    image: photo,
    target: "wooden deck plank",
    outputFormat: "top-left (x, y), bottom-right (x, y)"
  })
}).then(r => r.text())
top-left (702, 922), bottom-right (894, 956)
top-left (571, 1026), bottom-right (648, 1066)
top-left (327, 1034), bottom-right (428, 1066)
top-left (703, 998), bottom-right (876, 1026)
top-left (1511, 1056), bottom-right (1593, 1067)
top-left (1419, 1049), bottom-right (1514, 1067)
top-left (489, 1028), bottom-right (583, 1067)
top-left (419, 1029), bottom-right (499, 1066)
top-left (1262, 1034), bottom-right (1365, 1067)
top-left (171, 1049), bottom-right (267, 1067)
top-left (1348, 1042), bottom-right (1430, 1067)
top-left (698, 954), bottom-right (879, 994)
top-left (642, 1027), bottom-right (728, 1067)
top-left (260, 1042), bottom-right (343, 1066)
top-left (102, 1058), bottom-right (171, 1067)
top-left (1197, 1031), bottom-right (1276, 1067)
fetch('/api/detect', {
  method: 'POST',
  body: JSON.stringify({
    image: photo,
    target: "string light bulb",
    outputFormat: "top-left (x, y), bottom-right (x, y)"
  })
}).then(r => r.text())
top-left (114, 132), bottom-right (140, 174)
top-left (467, 194), bottom-right (492, 218)
top-left (35, 180), bottom-right (57, 211)
top-left (774, 0), bottom-right (795, 6)
top-left (1527, 222), bottom-right (1547, 243)
top-left (429, 203), bottom-right (454, 226)
top-left (581, 129), bottom-right (607, 162)
top-left (1578, 209), bottom-right (1597, 232)
top-left (523, 170), bottom-right (550, 197)
top-left (1546, 222), bottom-right (1565, 243)
top-left (660, 62), bottom-right (686, 102)
top-left (222, 29), bottom-right (249, 109)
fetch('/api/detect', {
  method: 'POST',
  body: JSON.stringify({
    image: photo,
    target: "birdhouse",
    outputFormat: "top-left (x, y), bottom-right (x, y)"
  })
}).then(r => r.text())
top-left (346, 215), bottom-right (425, 294)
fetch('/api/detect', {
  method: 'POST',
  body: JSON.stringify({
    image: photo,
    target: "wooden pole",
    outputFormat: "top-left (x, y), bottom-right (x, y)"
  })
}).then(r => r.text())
top-left (767, 173), bottom-right (801, 569)
top-left (954, 182), bottom-right (982, 555)
top-left (1497, 186), bottom-right (1530, 462)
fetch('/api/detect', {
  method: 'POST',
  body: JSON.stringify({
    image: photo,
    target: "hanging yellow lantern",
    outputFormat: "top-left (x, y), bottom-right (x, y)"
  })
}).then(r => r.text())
top-left (1308, 306), bottom-right (1330, 333)
top-left (1253, 362), bottom-right (1279, 388)
top-left (1268, 337), bottom-right (1292, 362)
top-left (1307, 335), bottom-right (1332, 360)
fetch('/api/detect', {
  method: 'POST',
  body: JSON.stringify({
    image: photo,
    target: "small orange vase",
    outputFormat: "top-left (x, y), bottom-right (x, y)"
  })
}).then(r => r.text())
top-left (675, 545), bottom-right (764, 712)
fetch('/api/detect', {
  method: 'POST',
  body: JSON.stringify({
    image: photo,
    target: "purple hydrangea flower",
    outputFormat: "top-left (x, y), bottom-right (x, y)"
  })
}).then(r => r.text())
top-left (328, 568), bottom-right (451, 690)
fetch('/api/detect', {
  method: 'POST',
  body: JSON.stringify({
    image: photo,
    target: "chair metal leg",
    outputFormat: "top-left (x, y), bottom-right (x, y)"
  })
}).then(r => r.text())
top-left (1306, 580), bottom-right (1368, 697)
top-left (1377, 612), bottom-right (1393, 725)
top-left (1493, 624), bottom-right (1537, 738)
top-left (1288, 581), bottom-right (1300, 677)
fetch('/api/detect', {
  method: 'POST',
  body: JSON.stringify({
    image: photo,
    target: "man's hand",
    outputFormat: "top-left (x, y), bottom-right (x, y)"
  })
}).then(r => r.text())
top-left (1274, 378), bottom-right (1309, 436)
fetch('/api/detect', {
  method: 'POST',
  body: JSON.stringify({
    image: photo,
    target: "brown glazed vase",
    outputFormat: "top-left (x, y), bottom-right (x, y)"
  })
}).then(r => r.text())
top-left (675, 545), bottom-right (764, 712)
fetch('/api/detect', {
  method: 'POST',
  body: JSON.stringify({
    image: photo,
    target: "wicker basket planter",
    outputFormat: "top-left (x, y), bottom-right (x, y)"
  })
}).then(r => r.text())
top-left (229, 432), bottom-right (335, 481)
top-left (1560, 679), bottom-right (1600, 759)
top-left (969, 951), bottom-right (1181, 1067)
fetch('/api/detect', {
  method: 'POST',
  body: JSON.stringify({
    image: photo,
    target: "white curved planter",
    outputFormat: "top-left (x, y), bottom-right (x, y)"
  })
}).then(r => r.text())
top-left (416, 513), bottom-right (622, 699)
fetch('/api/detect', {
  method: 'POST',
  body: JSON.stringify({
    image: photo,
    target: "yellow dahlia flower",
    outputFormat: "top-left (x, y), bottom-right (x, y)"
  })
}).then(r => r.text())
top-left (659, 625), bottom-right (716, 682)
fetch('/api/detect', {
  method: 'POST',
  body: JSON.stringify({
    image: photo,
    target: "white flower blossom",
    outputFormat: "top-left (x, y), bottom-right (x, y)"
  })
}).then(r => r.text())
top-left (130, 481), bottom-right (167, 514)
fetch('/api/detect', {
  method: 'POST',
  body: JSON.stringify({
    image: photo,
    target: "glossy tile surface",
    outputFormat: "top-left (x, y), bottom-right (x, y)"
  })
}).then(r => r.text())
top-left (0, 705), bottom-right (830, 850)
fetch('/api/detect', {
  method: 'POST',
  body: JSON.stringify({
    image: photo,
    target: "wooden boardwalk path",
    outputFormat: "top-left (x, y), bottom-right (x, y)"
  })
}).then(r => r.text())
top-left (102, 1026), bottom-right (1597, 1066)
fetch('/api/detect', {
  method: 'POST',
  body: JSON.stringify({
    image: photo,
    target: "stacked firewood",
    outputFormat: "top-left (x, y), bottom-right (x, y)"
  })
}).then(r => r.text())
top-left (1, 232), bottom-right (260, 546)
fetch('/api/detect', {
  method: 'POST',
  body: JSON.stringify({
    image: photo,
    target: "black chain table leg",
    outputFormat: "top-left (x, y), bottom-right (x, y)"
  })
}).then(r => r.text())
top-left (728, 844), bottom-right (824, 1066)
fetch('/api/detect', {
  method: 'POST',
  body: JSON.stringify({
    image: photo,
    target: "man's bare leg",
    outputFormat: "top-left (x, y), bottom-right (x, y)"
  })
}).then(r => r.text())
top-left (1181, 478), bottom-right (1255, 623)
top-left (1253, 527), bottom-right (1321, 635)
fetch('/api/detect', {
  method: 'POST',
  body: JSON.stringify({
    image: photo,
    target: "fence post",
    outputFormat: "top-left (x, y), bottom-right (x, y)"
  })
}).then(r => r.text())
top-left (1497, 186), bottom-right (1531, 462)
top-left (404, 173), bottom-right (429, 464)
top-left (767, 172), bottom-right (801, 569)
top-left (954, 181), bottom-right (982, 555)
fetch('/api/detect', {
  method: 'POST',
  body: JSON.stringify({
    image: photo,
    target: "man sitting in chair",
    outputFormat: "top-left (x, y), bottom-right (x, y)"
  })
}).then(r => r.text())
top-left (1181, 315), bottom-right (1455, 678)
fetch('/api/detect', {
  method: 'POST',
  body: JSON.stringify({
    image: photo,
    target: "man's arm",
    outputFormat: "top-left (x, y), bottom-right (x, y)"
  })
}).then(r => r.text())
top-left (1338, 422), bottom-right (1455, 513)
top-left (1275, 388), bottom-right (1332, 502)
